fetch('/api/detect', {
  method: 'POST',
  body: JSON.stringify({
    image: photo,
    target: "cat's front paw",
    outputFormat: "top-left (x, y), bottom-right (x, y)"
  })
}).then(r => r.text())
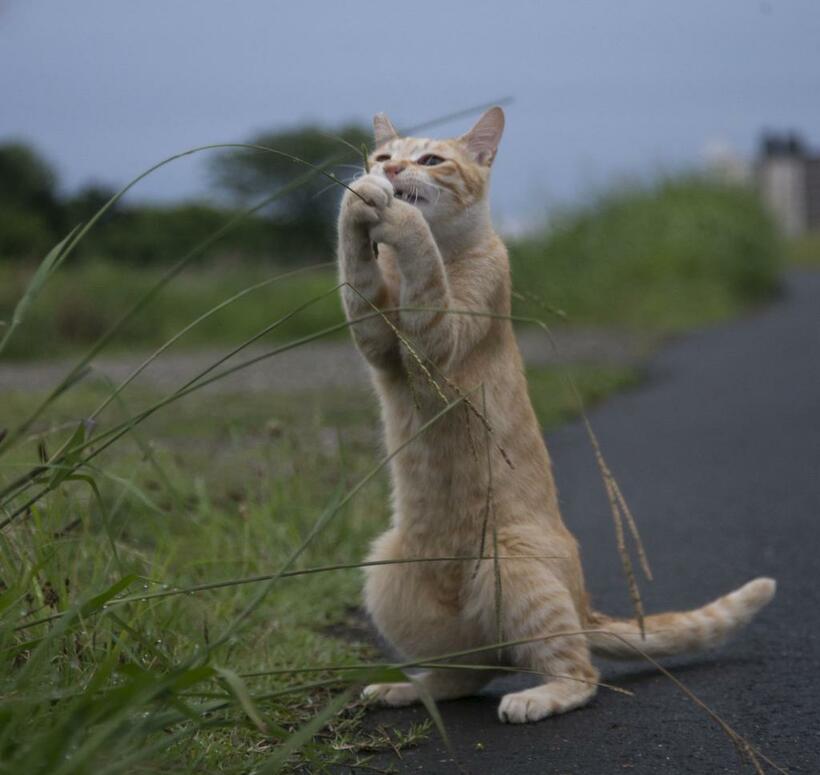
top-left (341, 174), bottom-right (394, 228)
top-left (362, 681), bottom-right (420, 707)
top-left (498, 688), bottom-right (556, 723)
top-left (368, 198), bottom-right (428, 248)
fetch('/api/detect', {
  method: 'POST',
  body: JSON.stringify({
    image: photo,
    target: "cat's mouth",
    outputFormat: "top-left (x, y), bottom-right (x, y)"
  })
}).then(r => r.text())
top-left (393, 187), bottom-right (428, 205)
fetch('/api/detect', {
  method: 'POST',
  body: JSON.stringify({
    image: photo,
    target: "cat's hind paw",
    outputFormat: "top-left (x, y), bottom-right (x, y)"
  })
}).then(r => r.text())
top-left (498, 681), bottom-right (595, 723)
top-left (361, 681), bottom-right (420, 707)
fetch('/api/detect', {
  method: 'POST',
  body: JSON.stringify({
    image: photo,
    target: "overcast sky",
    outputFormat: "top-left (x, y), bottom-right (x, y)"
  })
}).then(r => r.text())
top-left (1, 1), bottom-right (818, 226)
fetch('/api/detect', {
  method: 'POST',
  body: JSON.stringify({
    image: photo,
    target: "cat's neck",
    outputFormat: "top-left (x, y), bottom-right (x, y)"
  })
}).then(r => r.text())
top-left (429, 199), bottom-right (496, 260)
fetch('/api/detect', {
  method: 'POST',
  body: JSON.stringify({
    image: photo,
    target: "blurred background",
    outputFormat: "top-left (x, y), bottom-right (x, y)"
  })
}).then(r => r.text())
top-left (0, 3), bottom-right (818, 772)
top-left (1, 0), bottom-right (818, 358)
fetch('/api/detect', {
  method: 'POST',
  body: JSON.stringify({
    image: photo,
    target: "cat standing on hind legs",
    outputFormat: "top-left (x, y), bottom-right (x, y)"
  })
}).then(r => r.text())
top-left (336, 106), bottom-right (776, 723)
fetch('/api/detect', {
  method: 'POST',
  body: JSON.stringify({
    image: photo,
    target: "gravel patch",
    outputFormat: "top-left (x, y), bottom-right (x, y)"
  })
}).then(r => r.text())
top-left (0, 326), bottom-right (651, 395)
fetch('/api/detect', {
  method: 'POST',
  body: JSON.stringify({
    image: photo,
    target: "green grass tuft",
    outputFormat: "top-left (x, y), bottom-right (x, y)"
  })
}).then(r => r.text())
top-left (787, 233), bottom-right (820, 267)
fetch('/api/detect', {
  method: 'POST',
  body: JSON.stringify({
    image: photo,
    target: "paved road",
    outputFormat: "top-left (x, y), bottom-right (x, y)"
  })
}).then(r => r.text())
top-left (364, 271), bottom-right (820, 774)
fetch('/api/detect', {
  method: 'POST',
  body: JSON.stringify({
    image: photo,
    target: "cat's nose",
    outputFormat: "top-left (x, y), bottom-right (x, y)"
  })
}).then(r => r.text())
top-left (383, 162), bottom-right (405, 180)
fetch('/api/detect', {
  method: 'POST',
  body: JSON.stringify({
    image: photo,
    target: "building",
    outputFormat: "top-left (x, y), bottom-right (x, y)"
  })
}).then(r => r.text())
top-left (757, 133), bottom-right (820, 236)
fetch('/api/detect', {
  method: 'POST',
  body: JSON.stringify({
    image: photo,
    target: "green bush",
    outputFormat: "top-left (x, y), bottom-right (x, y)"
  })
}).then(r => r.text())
top-left (511, 176), bottom-right (783, 331)
top-left (88, 204), bottom-right (260, 263)
top-left (0, 259), bottom-right (344, 360)
top-left (788, 233), bottom-right (820, 266)
top-left (0, 207), bottom-right (55, 260)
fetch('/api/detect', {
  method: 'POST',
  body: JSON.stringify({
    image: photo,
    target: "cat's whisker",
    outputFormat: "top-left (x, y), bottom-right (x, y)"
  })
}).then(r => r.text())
top-left (419, 179), bottom-right (444, 206)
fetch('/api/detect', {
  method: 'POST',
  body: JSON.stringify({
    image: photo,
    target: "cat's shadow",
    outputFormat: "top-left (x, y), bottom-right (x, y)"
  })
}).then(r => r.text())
top-left (479, 653), bottom-right (761, 699)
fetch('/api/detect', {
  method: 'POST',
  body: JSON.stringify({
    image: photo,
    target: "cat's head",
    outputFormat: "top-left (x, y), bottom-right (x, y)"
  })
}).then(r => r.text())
top-left (367, 107), bottom-right (504, 225)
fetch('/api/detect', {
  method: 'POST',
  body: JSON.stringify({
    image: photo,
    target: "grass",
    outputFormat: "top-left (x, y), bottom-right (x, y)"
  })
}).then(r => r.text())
top-left (1, 382), bottom-right (387, 772)
top-left (0, 362), bottom-right (634, 773)
top-left (787, 233), bottom-right (820, 266)
top-left (0, 154), bottom-right (786, 772)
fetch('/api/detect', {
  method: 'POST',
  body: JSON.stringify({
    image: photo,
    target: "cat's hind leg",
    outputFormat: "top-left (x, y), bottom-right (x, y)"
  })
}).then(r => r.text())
top-left (498, 612), bottom-right (598, 723)
top-left (363, 667), bottom-right (495, 707)
top-left (473, 559), bottom-right (599, 724)
top-left (362, 528), bottom-right (497, 707)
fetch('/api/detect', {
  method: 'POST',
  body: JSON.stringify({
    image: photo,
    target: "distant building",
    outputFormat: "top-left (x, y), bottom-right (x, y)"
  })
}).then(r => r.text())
top-left (757, 132), bottom-right (820, 236)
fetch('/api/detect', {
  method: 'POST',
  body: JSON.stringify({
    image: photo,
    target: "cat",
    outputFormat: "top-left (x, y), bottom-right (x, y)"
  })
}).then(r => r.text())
top-left (336, 106), bottom-right (776, 723)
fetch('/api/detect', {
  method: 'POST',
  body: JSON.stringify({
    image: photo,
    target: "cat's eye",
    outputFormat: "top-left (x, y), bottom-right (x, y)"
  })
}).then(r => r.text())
top-left (417, 154), bottom-right (445, 166)
top-left (374, 154), bottom-right (391, 162)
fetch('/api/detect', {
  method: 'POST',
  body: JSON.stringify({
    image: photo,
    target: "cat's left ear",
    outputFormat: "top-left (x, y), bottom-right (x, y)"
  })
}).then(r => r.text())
top-left (460, 107), bottom-right (505, 166)
top-left (373, 113), bottom-right (399, 147)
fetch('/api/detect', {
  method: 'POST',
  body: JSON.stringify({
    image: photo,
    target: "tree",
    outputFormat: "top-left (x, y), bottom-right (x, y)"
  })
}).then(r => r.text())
top-left (62, 183), bottom-right (118, 229)
top-left (208, 123), bottom-right (370, 245)
top-left (0, 142), bottom-right (61, 231)
top-left (0, 143), bottom-right (62, 259)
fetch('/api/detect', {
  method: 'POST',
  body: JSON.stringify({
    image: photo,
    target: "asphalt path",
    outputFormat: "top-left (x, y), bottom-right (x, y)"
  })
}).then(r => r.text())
top-left (364, 271), bottom-right (820, 774)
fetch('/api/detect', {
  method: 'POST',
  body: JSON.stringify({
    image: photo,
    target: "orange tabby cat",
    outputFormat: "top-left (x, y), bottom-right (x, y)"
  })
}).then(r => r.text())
top-left (336, 107), bottom-right (775, 723)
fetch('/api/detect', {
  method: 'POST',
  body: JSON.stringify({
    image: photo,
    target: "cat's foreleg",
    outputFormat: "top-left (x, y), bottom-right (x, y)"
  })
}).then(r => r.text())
top-left (497, 658), bottom-right (598, 724)
top-left (500, 598), bottom-right (598, 722)
top-left (337, 174), bottom-right (401, 372)
top-left (369, 202), bottom-right (492, 373)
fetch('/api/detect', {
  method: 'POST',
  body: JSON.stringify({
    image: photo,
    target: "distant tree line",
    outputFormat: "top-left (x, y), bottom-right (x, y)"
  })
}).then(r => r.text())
top-left (0, 123), bottom-right (369, 266)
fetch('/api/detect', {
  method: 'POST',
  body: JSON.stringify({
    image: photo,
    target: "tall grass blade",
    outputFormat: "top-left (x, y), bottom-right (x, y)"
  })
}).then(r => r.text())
top-left (411, 677), bottom-right (462, 772)
top-left (209, 388), bottom-right (473, 652)
top-left (0, 285), bottom-right (347, 524)
top-left (214, 665), bottom-right (268, 734)
top-left (15, 555), bottom-right (560, 632)
top-left (0, 145), bottom-right (352, 456)
top-left (0, 225), bottom-right (81, 357)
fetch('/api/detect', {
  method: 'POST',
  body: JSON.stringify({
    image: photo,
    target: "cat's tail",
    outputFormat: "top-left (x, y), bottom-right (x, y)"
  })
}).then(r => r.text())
top-left (585, 577), bottom-right (776, 659)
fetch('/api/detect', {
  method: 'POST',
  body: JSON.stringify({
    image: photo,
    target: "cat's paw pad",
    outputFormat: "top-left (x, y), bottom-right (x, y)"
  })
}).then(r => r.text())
top-left (362, 682), bottom-right (419, 707)
top-left (498, 689), bottom-right (557, 724)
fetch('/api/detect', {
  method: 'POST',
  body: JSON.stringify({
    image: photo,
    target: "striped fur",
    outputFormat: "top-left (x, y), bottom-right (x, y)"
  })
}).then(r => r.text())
top-left (587, 577), bottom-right (776, 659)
top-left (337, 107), bottom-right (776, 724)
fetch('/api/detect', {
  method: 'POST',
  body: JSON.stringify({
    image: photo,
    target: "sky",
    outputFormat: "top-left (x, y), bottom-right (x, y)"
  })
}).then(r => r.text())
top-left (1, 0), bottom-right (818, 228)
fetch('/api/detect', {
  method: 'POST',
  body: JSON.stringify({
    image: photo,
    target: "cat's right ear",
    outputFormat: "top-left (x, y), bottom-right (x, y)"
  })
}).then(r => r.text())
top-left (460, 106), bottom-right (505, 166)
top-left (373, 113), bottom-right (399, 147)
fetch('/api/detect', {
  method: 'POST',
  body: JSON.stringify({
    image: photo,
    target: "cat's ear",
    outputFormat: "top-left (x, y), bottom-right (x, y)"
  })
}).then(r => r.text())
top-left (373, 113), bottom-right (399, 147)
top-left (460, 106), bottom-right (505, 166)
